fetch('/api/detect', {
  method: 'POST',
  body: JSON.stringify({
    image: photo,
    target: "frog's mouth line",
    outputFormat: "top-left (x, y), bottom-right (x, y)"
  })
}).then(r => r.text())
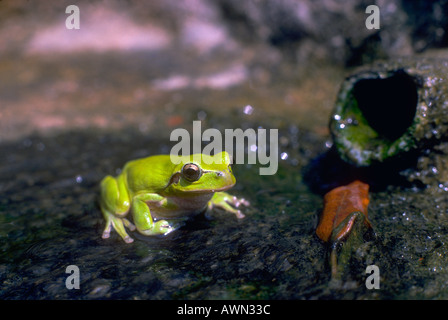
top-left (182, 182), bottom-right (236, 194)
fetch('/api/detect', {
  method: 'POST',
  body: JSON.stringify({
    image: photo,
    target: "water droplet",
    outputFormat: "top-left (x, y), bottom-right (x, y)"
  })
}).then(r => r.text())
top-left (22, 138), bottom-right (32, 147)
top-left (197, 110), bottom-right (207, 120)
top-left (36, 142), bottom-right (45, 151)
top-left (75, 175), bottom-right (83, 183)
top-left (243, 105), bottom-right (254, 115)
top-left (280, 152), bottom-right (288, 160)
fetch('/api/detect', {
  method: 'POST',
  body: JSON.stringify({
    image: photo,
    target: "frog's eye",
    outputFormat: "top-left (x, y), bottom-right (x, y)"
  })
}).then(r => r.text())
top-left (182, 163), bottom-right (202, 182)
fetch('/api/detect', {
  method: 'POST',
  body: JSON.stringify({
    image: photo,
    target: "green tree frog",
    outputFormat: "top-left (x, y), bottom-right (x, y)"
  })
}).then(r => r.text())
top-left (99, 151), bottom-right (249, 243)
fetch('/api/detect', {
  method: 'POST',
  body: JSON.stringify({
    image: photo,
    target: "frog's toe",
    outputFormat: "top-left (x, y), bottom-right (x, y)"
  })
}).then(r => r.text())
top-left (226, 197), bottom-right (249, 218)
top-left (123, 218), bottom-right (136, 231)
top-left (234, 210), bottom-right (245, 219)
top-left (232, 197), bottom-right (250, 208)
top-left (102, 213), bottom-right (134, 243)
top-left (123, 235), bottom-right (134, 243)
top-left (137, 220), bottom-right (173, 236)
top-left (102, 224), bottom-right (112, 239)
top-left (155, 220), bottom-right (173, 235)
top-left (102, 223), bottom-right (133, 243)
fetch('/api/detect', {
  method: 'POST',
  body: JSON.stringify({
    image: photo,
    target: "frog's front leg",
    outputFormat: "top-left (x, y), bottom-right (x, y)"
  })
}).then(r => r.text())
top-left (208, 191), bottom-right (250, 219)
top-left (132, 193), bottom-right (173, 236)
top-left (100, 175), bottom-right (135, 243)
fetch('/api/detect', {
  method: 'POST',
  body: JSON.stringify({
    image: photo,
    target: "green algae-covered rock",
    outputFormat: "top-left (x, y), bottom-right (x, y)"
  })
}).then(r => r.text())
top-left (330, 58), bottom-right (448, 186)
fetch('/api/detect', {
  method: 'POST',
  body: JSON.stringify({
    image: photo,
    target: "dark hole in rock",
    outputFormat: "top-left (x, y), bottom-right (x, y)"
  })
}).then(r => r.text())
top-left (352, 71), bottom-right (418, 141)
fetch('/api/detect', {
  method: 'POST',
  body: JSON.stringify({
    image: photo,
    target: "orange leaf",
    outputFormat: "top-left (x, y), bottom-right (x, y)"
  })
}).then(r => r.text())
top-left (166, 115), bottom-right (184, 127)
top-left (316, 180), bottom-right (371, 242)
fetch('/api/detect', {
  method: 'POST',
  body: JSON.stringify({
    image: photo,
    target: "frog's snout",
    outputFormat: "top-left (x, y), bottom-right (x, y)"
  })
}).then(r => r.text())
top-left (215, 169), bottom-right (236, 186)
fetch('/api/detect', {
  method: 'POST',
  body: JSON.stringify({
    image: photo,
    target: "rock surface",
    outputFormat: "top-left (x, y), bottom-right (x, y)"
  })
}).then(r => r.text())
top-left (1, 0), bottom-right (448, 300)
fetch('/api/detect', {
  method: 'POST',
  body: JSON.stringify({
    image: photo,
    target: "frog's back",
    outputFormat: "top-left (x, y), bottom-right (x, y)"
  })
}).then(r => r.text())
top-left (122, 155), bottom-right (176, 194)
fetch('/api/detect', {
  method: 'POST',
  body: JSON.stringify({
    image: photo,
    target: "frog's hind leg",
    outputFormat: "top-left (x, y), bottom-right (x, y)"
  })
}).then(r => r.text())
top-left (99, 175), bottom-right (135, 243)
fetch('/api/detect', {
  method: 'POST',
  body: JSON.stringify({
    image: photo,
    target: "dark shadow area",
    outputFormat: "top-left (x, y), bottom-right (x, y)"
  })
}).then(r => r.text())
top-left (353, 71), bottom-right (418, 141)
top-left (302, 146), bottom-right (423, 195)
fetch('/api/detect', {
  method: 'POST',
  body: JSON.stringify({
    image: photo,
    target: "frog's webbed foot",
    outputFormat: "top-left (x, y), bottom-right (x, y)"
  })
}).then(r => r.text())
top-left (225, 195), bottom-right (250, 219)
top-left (208, 192), bottom-right (250, 219)
top-left (101, 211), bottom-right (135, 244)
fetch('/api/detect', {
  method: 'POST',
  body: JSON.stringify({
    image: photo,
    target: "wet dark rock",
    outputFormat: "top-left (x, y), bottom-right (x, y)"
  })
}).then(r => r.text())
top-left (1, 125), bottom-right (448, 299)
top-left (1, 0), bottom-right (448, 301)
top-left (214, 0), bottom-right (448, 66)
